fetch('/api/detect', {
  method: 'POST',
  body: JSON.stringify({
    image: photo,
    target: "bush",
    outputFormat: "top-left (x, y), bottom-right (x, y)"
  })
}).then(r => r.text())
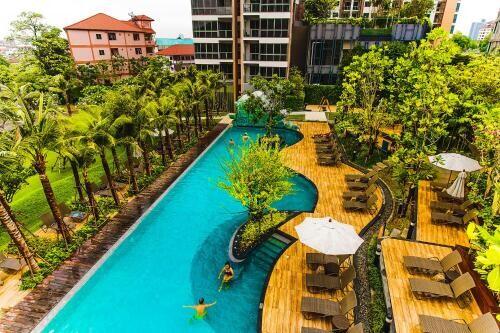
top-left (284, 95), bottom-right (305, 111)
top-left (367, 235), bottom-right (386, 333)
top-left (304, 85), bottom-right (341, 105)
top-left (240, 212), bottom-right (287, 249)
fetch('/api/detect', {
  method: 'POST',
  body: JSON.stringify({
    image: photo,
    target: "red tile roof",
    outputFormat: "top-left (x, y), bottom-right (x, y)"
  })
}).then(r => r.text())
top-left (156, 44), bottom-right (195, 56)
top-left (64, 13), bottom-right (155, 34)
top-left (131, 15), bottom-right (154, 21)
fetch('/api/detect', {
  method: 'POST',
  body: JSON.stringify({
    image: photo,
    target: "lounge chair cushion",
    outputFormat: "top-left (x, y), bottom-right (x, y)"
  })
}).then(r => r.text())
top-left (301, 297), bottom-right (341, 318)
top-left (404, 256), bottom-right (442, 273)
top-left (409, 278), bottom-right (454, 298)
top-left (306, 274), bottom-right (340, 292)
top-left (419, 314), bottom-right (469, 333)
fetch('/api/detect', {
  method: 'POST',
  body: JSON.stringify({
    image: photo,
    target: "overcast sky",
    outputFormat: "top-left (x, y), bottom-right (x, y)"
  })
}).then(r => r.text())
top-left (0, 0), bottom-right (498, 40)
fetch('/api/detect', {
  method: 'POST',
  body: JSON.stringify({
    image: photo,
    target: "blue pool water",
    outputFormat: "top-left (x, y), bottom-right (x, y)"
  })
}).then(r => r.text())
top-left (41, 127), bottom-right (317, 333)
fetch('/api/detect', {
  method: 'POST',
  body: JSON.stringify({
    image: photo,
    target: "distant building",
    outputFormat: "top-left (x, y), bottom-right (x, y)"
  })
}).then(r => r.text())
top-left (478, 20), bottom-right (494, 41)
top-left (469, 19), bottom-right (486, 40)
top-left (64, 13), bottom-right (156, 76)
top-left (156, 36), bottom-right (193, 50)
top-left (429, 0), bottom-right (462, 33)
top-left (156, 44), bottom-right (195, 71)
top-left (488, 10), bottom-right (500, 52)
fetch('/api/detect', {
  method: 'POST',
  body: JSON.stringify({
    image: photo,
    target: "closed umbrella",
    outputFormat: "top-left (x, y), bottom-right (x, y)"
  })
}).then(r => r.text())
top-left (295, 217), bottom-right (364, 255)
top-left (446, 171), bottom-right (467, 199)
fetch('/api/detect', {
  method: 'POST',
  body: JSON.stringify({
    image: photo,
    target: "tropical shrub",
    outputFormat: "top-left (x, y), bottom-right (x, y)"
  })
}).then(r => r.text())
top-left (304, 85), bottom-right (341, 104)
top-left (240, 212), bottom-right (287, 249)
top-left (367, 235), bottom-right (386, 332)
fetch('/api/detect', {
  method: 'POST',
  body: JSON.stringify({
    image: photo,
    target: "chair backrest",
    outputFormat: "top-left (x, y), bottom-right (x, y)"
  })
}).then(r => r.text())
top-left (463, 210), bottom-right (479, 224)
top-left (367, 174), bottom-right (379, 186)
top-left (90, 182), bottom-right (99, 192)
top-left (347, 323), bottom-right (364, 333)
top-left (460, 200), bottom-right (474, 210)
top-left (340, 290), bottom-right (357, 315)
top-left (468, 312), bottom-right (499, 333)
top-left (440, 250), bottom-right (463, 272)
top-left (340, 265), bottom-right (356, 290)
top-left (365, 169), bottom-right (378, 179)
top-left (0, 252), bottom-right (6, 261)
top-left (40, 212), bottom-right (54, 227)
top-left (365, 184), bottom-right (377, 196)
top-left (366, 194), bottom-right (378, 208)
top-left (325, 262), bottom-right (340, 276)
top-left (450, 272), bottom-right (476, 298)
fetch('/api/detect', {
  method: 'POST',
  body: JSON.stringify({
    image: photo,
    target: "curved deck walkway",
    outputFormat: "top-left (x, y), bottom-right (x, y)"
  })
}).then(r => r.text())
top-left (261, 122), bottom-right (383, 333)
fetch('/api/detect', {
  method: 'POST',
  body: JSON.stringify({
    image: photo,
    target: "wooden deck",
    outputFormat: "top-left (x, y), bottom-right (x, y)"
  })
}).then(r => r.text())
top-left (0, 124), bottom-right (229, 333)
top-left (416, 181), bottom-right (469, 247)
top-left (261, 122), bottom-right (383, 333)
top-left (381, 238), bottom-right (481, 333)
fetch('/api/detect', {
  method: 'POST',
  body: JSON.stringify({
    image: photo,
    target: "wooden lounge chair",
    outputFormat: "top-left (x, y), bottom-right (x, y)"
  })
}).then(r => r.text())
top-left (301, 290), bottom-right (357, 320)
top-left (306, 253), bottom-right (350, 271)
top-left (409, 272), bottom-right (475, 308)
top-left (437, 190), bottom-right (465, 203)
top-left (430, 200), bottom-right (473, 216)
top-left (404, 250), bottom-right (462, 277)
top-left (346, 175), bottom-right (378, 190)
top-left (306, 266), bottom-right (356, 293)
top-left (0, 253), bottom-right (26, 274)
top-left (431, 209), bottom-right (478, 226)
top-left (318, 157), bottom-right (341, 166)
top-left (302, 323), bottom-right (364, 333)
top-left (343, 194), bottom-right (378, 213)
top-left (100, 175), bottom-right (127, 191)
top-left (345, 169), bottom-right (378, 183)
top-left (419, 312), bottom-right (499, 333)
top-left (343, 184), bottom-right (377, 201)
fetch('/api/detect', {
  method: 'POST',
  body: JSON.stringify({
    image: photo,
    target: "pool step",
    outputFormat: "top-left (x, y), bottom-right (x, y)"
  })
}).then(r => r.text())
top-left (251, 233), bottom-right (290, 270)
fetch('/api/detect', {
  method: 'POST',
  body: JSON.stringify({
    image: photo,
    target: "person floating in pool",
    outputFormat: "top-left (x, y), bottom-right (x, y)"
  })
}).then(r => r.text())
top-left (183, 298), bottom-right (216, 320)
top-left (229, 138), bottom-right (235, 146)
top-left (242, 132), bottom-right (249, 142)
top-left (218, 261), bottom-right (234, 291)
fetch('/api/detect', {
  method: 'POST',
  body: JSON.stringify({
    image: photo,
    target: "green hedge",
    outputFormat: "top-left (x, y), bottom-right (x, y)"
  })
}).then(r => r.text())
top-left (361, 28), bottom-right (392, 36)
top-left (304, 85), bottom-right (341, 105)
top-left (285, 95), bottom-right (305, 111)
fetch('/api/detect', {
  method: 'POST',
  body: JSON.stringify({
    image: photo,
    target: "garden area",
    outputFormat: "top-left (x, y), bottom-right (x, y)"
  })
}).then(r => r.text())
top-left (0, 12), bottom-right (230, 288)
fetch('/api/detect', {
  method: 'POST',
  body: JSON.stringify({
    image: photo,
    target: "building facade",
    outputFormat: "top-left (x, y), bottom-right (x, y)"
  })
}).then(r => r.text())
top-left (469, 19), bottom-right (486, 40)
top-left (190, 0), bottom-right (295, 97)
top-left (156, 36), bottom-right (194, 50)
top-left (156, 44), bottom-right (195, 71)
top-left (429, 0), bottom-right (461, 33)
top-left (477, 20), bottom-right (494, 41)
top-left (488, 10), bottom-right (500, 52)
top-left (64, 13), bottom-right (156, 75)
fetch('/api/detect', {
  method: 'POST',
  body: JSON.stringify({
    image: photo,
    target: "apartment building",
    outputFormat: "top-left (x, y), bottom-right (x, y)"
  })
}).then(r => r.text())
top-left (477, 20), bottom-right (494, 41)
top-left (156, 44), bottom-right (195, 71)
top-left (191, 0), bottom-right (295, 97)
top-left (64, 13), bottom-right (156, 75)
top-left (429, 0), bottom-right (461, 33)
top-left (488, 10), bottom-right (500, 52)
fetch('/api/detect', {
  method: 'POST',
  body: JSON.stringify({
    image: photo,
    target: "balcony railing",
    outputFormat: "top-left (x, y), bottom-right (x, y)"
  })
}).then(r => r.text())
top-left (243, 3), bottom-right (290, 13)
top-left (192, 7), bottom-right (232, 15)
top-left (218, 30), bottom-right (232, 38)
top-left (246, 54), bottom-right (287, 61)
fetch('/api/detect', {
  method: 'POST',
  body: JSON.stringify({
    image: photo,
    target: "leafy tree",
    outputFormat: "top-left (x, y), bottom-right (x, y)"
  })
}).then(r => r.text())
top-left (7, 11), bottom-right (51, 45)
top-left (31, 28), bottom-right (74, 76)
top-left (479, 33), bottom-right (492, 53)
top-left (452, 32), bottom-right (478, 51)
top-left (303, 0), bottom-right (338, 22)
top-left (400, 0), bottom-right (435, 19)
top-left (219, 136), bottom-right (294, 224)
top-left (338, 47), bottom-right (393, 158)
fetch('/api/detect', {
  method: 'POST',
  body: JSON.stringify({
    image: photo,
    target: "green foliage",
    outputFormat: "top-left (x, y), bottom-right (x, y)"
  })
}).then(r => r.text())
top-left (284, 96), bottom-right (304, 111)
top-left (240, 212), bottom-right (287, 249)
top-left (0, 163), bottom-right (34, 202)
top-left (7, 11), bottom-right (51, 45)
top-left (304, 85), bottom-right (341, 104)
top-left (79, 85), bottom-right (113, 105)
top-left (303, 0), bottom-right (339, 23)
top-left (479, 33), bottom-right (492, 53)
top-left (367, 235), bottom-right (386, 333)
top-left (219, 136), bottom-right (294, 222)
top-left (452, 32), bottom-right (478, 51)
top-left (400, 0), bottom-right (435, 19)
top-left (31, 28), bottom-right (75, 77)
top-left (360, 28), bottom-right (392, 36)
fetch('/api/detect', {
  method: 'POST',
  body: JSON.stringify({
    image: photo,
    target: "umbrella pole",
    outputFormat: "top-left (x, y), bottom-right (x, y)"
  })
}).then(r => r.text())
top-left (447, 170), bottom-right (453, 185)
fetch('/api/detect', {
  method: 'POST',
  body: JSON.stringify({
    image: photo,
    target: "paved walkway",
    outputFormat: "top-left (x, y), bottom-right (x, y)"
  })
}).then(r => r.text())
top-left (290, 111), bottom-right (328, 122)
top-left (261, 122), bottom-right (383, 333)
top-left (0, 123), bottom-right (228, 333)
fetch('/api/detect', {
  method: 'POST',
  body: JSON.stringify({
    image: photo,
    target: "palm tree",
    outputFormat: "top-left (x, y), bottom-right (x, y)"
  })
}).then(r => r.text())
top-left (198, 71), bottom-right (221, 128)
top-left (77, 106), bottom-right (121, 206)
top-left (0, 137), bottom-right (40, 274)
top-left (156, 94), bottom-right (179, 163)
top-left (2, 85), bottom-right (72, 244)
top-left (70, 145), bottom-right (100, 221)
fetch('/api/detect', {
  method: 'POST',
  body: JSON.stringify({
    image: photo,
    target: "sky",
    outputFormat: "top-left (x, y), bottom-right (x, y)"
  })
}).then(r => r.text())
top-left (0, 0), bottom-right (498, 40)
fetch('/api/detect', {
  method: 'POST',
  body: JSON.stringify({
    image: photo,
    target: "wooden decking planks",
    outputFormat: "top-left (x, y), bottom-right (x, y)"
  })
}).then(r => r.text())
top-left (381, 238), bottom-right (481, 333)
top-left (262, 122), bottom-right (382, 333)
top-left (416, 181), bottom-right (469, 247)
top-left (0, 124), bottom-right (229, 333)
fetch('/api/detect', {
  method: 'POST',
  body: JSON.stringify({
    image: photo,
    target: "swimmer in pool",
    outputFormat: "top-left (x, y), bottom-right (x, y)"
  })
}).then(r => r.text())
top-left (183, 298), bottom-right (216, 319)
top-left (242, 132), bottom-right (249, 142)
top-left (218, 261), bottom-right (234, 291)
top-left (229, 138), bottom-right (235, 146)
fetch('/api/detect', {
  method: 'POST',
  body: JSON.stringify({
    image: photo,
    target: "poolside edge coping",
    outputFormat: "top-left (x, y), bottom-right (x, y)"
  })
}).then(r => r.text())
top-left (0, 123), bottom-right (229, 333)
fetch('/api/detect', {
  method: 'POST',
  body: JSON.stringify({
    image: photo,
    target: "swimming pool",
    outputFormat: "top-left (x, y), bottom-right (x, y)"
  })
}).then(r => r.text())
top-left (39, 126), bottom-right (317, 333)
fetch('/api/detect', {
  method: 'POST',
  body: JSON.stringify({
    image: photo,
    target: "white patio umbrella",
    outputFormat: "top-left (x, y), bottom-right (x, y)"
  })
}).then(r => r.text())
top-left (295, 217), bottom-right (364, 255)
top-left (446, 171), bottom-right (467, 199)
top-left (428, 153), bottom-right (482, 184)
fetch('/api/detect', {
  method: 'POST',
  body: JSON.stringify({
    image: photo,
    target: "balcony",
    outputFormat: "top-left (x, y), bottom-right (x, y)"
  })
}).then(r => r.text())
top-left (243, 2), bottom-right (290, 13)
top-left (218, 30), bottom-right (232, 38)
top-left (192, 7), bottom-right (232, 15)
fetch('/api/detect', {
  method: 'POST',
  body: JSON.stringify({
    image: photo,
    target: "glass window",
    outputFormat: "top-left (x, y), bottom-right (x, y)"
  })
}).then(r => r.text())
top-left (96, 34), bottom-right (102, 40)
top-left (111, 48), bottom-right (119, 56)
top-left (135, 48), bottom-right (143, 55)
top-left (98, 50), bottom-right (105, 55)
top-left (108, 33), bottom-right (116, 40)
top-left (133, 33), bottom-right (140, 41)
